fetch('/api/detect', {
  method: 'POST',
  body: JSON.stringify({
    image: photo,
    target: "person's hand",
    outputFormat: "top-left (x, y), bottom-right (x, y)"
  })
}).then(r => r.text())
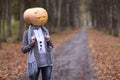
top-left (31, 35), bottom-right (36, 43)
top-left (45, 35), bottom-right (50, 41)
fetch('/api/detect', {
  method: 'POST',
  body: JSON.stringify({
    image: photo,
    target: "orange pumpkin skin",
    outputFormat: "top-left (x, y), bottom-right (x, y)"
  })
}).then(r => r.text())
top-left (23, 8), bottom-right (33, 24)
top-left (23, 7), bottom-right (48, 25)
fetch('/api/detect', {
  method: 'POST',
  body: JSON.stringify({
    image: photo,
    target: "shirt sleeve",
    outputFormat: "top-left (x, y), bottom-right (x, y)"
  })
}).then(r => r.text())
top-left (42, 26), bottom-right (54, 48)
top-left (46, 30), bottom-right (54, 48)
top-left (21, 30), bottom-right (34, 53)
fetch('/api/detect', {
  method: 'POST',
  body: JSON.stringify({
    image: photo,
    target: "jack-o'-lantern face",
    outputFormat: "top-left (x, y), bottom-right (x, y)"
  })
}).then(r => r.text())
top-left (23, 7), bottom-right (48, 26)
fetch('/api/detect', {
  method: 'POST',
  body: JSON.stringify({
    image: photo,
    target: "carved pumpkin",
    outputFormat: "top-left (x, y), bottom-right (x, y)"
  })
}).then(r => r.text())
top-left (23, 8), bottom-right (33, 24)
top-left (23, 7), bottom-right (48, 25)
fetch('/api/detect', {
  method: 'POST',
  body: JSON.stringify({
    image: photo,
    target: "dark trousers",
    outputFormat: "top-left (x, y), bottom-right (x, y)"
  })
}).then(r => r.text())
top-left (29, 66), bottom-right (52, 80)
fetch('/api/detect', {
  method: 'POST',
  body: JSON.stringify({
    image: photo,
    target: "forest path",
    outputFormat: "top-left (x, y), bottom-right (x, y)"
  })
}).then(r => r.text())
top-left (18, 28), bottom-right (94, 80)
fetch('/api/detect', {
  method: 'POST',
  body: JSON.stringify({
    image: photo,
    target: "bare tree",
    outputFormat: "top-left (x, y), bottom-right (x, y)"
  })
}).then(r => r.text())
top-left (17, 0), bottom-right (25, 41)
top-left (6, 0), bottom-right (12, 37)
top-left (1, 0), bottom-right (6, 41)
top-left (90, 0), bottom-right (120, 36)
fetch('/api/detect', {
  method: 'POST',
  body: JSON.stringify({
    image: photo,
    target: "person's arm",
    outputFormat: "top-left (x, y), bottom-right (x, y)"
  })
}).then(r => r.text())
top-left (45, 34), bottom-right (54, 49)
top-left (21, 30), bottom-right (35, 53)
top-left (42, 26), bottom-right (54, 48)
top-left (47, 39), bottom-right (54, 48)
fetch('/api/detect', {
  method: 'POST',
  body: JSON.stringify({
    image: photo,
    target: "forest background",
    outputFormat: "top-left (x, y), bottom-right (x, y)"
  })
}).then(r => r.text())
top-left (0, 0), bottom-right (120, 79)
top-left (1, 0), bottom-right (120, 42)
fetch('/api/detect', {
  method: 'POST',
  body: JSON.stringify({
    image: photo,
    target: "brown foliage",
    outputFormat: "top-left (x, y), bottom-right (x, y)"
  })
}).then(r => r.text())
top-left (88, 28), bottom-right (120, 80)
top-left (0, 43), bottom-right (27, 80)
top-left (0, 28), bottom-right (80, 80)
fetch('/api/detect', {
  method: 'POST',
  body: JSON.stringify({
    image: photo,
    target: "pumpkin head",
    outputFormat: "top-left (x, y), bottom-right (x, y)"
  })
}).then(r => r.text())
top-left (23, 7), bottom-right (48, 25)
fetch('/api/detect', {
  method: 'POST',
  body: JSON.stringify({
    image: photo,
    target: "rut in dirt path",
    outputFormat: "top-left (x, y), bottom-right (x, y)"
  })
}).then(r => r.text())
top-left (51, 28), bottom-right (93, 80)
top-left (18, 28), bottom-right (94, 80)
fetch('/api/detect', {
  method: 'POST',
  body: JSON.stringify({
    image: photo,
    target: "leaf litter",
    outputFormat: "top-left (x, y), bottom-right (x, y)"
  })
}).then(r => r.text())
top-left (0, 28), bottom-right (80, 80)
top-left (88, 28), bottom-right (120, 80)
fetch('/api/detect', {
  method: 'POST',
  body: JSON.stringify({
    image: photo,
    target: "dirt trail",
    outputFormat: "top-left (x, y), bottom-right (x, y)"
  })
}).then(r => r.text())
top-left (18, 28), bottom-right (94, 80)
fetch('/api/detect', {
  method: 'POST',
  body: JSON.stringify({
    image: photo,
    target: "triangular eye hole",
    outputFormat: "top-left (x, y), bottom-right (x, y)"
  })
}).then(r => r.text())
top-left (34, 12), bottom-right (38, 14)
top-left (43, 16), bottom-right (46, 18)
top-left (38, 17), bottom-right (41, 19)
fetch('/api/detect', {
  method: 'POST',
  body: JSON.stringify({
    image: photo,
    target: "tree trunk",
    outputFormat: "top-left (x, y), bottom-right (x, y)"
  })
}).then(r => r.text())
top-left (6, 0), bottom-right (12, 37)
top-left (17, 0), bottom-right (25, 41)
top-left (1, 0), bottom-right (6, 41)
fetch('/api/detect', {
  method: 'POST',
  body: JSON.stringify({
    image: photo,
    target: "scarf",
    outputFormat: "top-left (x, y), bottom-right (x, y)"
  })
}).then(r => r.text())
top-left (27, 25), bottom-right (38, 76)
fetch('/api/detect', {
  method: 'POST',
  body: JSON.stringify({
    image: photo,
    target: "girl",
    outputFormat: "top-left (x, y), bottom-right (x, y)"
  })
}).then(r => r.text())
top-left (22, 8), bottom-right (54, 80)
